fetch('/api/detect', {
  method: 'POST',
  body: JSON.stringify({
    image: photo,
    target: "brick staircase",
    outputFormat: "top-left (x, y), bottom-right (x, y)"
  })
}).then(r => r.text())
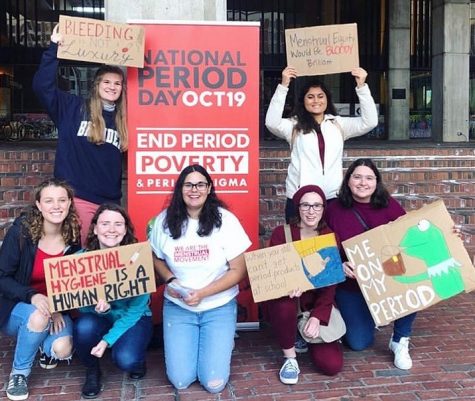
top-left (1, 143), bottom-right (474, 263)
top-left (259, 144), bottom-right (475, 262)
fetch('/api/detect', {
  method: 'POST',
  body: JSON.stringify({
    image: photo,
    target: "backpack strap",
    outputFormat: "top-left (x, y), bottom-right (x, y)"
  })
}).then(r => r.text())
top-left (283, 224), bottom-right (292, 243)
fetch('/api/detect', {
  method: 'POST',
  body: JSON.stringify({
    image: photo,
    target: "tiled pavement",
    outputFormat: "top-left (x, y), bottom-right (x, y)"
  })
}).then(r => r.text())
top-left (1, 292), bottom-right (475, 401)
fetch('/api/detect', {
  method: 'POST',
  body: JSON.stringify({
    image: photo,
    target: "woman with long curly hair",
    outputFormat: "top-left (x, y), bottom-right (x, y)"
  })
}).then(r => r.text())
top-left (33, 25), bottom-right (128, 245)
top-left (0, 178), bottom-right (81, 401)
top-left (265, 66), bottom-right (378, 222)
top-left (149, 164), bottom-right (251, 393)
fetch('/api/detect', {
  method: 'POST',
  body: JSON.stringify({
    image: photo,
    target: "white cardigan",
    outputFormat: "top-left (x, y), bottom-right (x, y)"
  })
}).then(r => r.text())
top-left (265, 83), bottom-right (378, 200)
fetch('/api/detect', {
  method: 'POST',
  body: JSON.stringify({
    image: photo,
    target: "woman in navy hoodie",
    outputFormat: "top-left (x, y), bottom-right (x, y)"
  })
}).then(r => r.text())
top-left (33, 25), bottom-right (128, 245)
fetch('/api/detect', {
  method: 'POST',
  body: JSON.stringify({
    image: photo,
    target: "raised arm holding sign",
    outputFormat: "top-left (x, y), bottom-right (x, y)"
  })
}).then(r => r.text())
top-left (265, 60), bottom-right (378, 222)
top-left (33, 23), bottom-right (130, 245)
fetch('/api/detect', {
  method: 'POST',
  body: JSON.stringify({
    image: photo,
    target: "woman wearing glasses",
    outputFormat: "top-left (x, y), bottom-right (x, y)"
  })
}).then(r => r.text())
top-left (264, 185), bottom-right (343, 385)
top-left (148, 164), bottom-right (251, 393)
top-left (326, 158), bottom-right (416, 370)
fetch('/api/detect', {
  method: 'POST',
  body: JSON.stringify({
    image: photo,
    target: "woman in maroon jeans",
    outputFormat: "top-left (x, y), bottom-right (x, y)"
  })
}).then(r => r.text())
top-left (264, 185), bottom-right (343, 385)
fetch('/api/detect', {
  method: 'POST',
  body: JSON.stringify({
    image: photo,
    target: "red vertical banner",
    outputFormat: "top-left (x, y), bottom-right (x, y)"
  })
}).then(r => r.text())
top-left (127, 22), bottom-right (260, 323)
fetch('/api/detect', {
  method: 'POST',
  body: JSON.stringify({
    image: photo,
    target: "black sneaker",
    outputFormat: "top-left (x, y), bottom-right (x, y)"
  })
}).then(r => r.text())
top-left (81, 367), bottom-right (102, 399)
top-left (39, 350), bottom-right (58, 369)
top-left (6, 374), bottom-right (28, 401)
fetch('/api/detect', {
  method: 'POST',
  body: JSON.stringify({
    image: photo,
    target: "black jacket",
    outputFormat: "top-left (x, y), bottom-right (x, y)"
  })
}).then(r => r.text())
top-left (0, 215), bottom-right (81, 327)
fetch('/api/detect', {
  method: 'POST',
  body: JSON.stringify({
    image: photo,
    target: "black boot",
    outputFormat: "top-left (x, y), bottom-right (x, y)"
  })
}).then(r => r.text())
top-left (81, 367), bottom-right (102, 399)
top-left (129, 363), bottom-right (147, 380)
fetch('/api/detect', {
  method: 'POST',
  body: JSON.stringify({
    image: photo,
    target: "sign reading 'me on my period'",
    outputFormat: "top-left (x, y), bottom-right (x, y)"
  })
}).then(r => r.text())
top-left (342, 200), bottom-right (475, 327)
top-left (44, 242), bottom-right (156, 312)
top-left (285, 23), bottom-right (359, 76)
top-left (57, 15), bottom-right (145, 67)
top-left (244, 233), bottom-right (344, 302)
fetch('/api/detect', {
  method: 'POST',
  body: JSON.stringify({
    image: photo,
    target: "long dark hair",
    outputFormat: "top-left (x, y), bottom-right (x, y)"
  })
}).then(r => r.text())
top-left (293, 79), bottom-right (338, 134)
top-left (23, 178), bottom-right (80, 244)
top-left (338, 158), bottom-right (390, 209)
top-left (85, 203), bottom-right (137, 250)
top-left (165, 164), bottom-right (225, 239)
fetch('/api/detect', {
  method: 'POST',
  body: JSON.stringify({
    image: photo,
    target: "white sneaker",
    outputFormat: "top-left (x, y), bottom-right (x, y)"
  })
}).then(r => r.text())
top-left (389, 336), bottom-right (413, 370)
top-left (279, 357), bottom-right (300, 384)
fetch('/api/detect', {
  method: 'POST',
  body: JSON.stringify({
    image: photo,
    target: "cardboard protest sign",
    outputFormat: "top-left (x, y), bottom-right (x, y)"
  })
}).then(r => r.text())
top-left (245, 233), bottom-right (344, 302)
top-left (342, 200), bottom-right (475, 326)
top-left (57, 15), bottom-right (145, 67)
top-left (285, 23), bottom-right (359, 76)
top-left (44, 242), bottom-right (156, 312)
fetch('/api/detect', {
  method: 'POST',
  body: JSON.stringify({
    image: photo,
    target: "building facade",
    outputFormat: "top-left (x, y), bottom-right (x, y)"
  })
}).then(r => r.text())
top-left (0, 0), bottom-right (474, 142)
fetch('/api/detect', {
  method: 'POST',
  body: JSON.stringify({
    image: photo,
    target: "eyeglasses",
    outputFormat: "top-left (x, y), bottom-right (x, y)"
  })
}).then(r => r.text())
top-left (351, 174), bottom-right (377, 182)
top-left (183, 181), bottom-right (209, 191)
top-left (299, 203), bottom-right (324, 212)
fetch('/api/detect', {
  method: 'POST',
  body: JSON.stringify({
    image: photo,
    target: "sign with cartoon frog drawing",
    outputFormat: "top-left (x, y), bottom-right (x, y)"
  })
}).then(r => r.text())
top-left (244, 233), bottom-right (344, 302)
top-left (342, 200), bottom-right (475, 326)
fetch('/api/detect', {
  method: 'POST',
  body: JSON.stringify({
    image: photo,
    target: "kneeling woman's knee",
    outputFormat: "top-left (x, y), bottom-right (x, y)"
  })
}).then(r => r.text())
top-left (73, 314), bottom-right (97, 336)
top-left (51, 336), bottom-right (73, 360)
top-left (168, 372), bottom-right (196, 391)
top-left (28, 310), bottom-right (50, 332)
top-left (202, 378), bottom-right (227, 394)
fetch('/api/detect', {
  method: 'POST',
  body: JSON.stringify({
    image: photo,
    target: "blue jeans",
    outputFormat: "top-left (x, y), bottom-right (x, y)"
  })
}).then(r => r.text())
top-left (163, 298), bottom-right (237, 393)
top-left (1, 302), bottom-right (73, 376)
top-left (336, 288), bottom-right (417, 350)
top-left (73, 313), bottom-right (152, 372)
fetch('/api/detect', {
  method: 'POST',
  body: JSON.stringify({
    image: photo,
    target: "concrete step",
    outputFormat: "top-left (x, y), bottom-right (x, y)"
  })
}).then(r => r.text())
top-left (260, 155), bottom-right (475, 170)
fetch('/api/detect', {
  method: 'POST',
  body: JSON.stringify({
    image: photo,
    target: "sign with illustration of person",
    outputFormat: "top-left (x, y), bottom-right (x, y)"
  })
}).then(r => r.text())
top-left (57, 15), bottom-right (145, 67)
top-left (342, 200), bottom-right (475, 326)
top-left (244, 233), bottom-right (344, 302)
top-left (44, 242), bottom-right (156, 312)
top-left (285, 23), bottom-right (359, 76)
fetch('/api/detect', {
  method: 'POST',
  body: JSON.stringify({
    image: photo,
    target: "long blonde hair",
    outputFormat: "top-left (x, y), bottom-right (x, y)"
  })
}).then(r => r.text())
top-left (88, 65), bottom-right (128, 151)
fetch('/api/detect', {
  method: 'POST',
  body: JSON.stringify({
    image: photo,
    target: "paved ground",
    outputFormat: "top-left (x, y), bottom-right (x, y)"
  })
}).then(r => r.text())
top-left (1, 292), bottom-right (475, 401)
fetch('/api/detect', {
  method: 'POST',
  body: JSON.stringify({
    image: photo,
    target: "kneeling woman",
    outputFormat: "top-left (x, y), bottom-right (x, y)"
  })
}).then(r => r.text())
top-left (149, 164), bottom-right (251, 393)
top-left (74, 204), bottom-right (152, 399)
top-left (264, 185), bottom-right (344, 385)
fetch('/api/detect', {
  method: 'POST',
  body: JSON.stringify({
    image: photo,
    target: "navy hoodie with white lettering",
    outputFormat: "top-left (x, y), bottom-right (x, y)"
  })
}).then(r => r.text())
top-left (33, 42), bottom-right (123, 205)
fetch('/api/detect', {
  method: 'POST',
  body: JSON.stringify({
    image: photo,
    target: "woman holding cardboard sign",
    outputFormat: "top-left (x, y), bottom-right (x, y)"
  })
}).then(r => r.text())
top-left (149, 164), bottom-right (251, 394)
top-left (73, 204), bottom-right (152, 399)
top-left (0, 178), bottom-right (81, 401)
top-left (265, 66), bottom-right (378, 222)
top-left (33, 25), bottom-right (128, 246)
top-left (326, 158), bottom-right (417, 370)
top-left (264, 185), bottom-right (344, 385)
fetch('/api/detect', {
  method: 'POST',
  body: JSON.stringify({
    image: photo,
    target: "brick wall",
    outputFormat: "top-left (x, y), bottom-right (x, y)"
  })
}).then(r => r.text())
top-left (1, 142), bottom-right (474, 261)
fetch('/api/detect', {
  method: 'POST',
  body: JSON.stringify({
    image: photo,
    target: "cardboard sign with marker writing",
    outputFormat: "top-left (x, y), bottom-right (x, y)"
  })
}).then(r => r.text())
top-left (245, 233), bottom-right (344, 302)
top-left (44, 241), bottom-right (156, 312)
top-left (342, 200), bottom-right (475, 326)
top-left (57, 15), bottom-right (145, 67)
top-left (285, 23), bottom-right (359, 76)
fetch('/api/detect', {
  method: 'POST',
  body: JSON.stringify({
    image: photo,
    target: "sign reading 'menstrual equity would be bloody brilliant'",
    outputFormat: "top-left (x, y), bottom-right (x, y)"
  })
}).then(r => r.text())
top-left (285, 23), bottom-right (359, 76)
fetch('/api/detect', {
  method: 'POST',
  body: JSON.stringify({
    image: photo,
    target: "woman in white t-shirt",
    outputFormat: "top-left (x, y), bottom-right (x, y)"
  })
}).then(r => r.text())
top-left (148, 164), bottom-right (251, 394)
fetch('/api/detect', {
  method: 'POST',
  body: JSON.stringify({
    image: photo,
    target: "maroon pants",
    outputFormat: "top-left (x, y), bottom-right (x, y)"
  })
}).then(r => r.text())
top-left (264, 294), bottom-right (343, 376)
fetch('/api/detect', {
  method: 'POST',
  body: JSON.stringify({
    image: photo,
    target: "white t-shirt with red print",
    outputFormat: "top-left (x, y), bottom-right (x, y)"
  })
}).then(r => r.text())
top-left (149, 207), bottom-right (251, 312)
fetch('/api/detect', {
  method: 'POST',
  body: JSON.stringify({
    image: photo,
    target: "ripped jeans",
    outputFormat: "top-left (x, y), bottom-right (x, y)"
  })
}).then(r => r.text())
top-left (163, 298), bottom-right (237, 393)
top-left (1, 302), bottom-right (73, 377)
